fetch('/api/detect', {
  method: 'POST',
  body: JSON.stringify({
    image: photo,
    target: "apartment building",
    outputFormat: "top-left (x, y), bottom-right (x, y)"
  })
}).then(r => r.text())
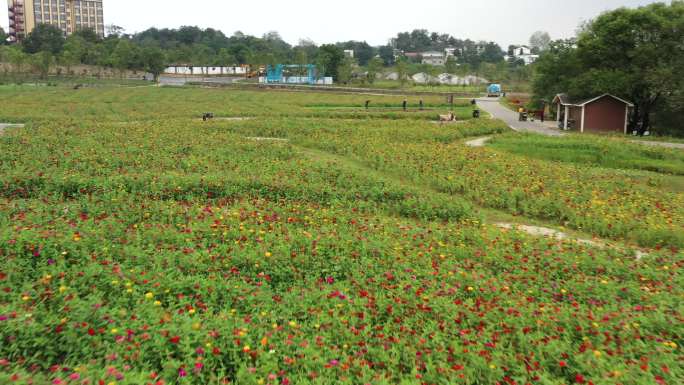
top-left (7, 0), bottom-right (104, 42)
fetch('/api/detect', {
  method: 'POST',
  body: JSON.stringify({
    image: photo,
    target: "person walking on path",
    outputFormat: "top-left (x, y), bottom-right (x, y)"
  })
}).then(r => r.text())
top-left (518, 106), bottom-right (525, 121)
top-left (402, 99), bottom-right (407, 112)
top-left (419, 99), bottom-right (424, 110)
top-left (365, 100), bottom-right (370, 110)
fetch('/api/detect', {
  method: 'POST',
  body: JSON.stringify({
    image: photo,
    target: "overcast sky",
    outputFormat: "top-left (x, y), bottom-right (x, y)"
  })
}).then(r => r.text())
top-left (1, 0), bottom-right (670, 47)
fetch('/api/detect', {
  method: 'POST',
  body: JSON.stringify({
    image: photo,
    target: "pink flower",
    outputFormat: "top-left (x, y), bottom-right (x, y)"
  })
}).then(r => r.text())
top-left (193, 362), bottom-right (203, 374)
top-left (52, 379), bottom-right (64, 385)
top-left (178, 368), bottom-right (187, 377)
top-left (329, 360), bottom-right (339, 366)
top-left (325, 276), bottom-right (334, 284)
top-left (69, 373), bottom-right (80, 380)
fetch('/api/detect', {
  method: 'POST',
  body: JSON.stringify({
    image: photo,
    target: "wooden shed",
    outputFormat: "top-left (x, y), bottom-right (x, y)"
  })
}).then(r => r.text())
top-left (552, 94), bottom-right (633, 133)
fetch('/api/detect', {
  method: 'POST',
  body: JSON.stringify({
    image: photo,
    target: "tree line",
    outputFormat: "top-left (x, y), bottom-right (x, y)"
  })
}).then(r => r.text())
top-left (533, 1), bottom-right (683, 135)
top-left (0, 24), bottom-right (513, 82)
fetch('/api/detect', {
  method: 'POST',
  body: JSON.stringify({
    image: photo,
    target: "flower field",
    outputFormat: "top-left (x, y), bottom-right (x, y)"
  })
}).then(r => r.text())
top-left (0, 85), bottom-right (682, 385)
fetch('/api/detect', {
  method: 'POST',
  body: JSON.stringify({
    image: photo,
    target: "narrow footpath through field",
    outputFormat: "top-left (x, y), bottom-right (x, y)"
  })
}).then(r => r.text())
top-left (0, 123), bottom-right (24, 134)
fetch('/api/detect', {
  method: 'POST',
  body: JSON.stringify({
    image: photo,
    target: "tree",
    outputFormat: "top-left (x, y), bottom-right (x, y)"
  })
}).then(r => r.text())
top-left (337, 56), bottom-right (355, 85)
top-left (30, 51), bottom-right (53, 79)
top-left (316, 44), bottom-right (345, 80)
top-left (378, 45), bottom-right (395, 66)
top-left (480, 42), bottom-right (504, 63)
top-left (106, 25), bottom-right (125, 38)
top-left (111, 39), bottom-right (136, 76)
top-left (0, 27), bottom-right (7, 45)
top-left (529, 31), bottom-right (551, 52)
top-left (532, 39), bottom-right (582, 103)
top-left (575, 2), bottom-right (684, 132)
top-left (61, 35), bottom-right (86, 75)
top-left (366, 57), bottom-right (383, 84)
top-left (142, 47), bottom-right (166, 82)
top-left (7, 45), bottom-right (29, 74)
top-left (533, 2), bottom-right (684, 134)
top-left (23, 24), bottom-right (65, 54)
top-left (73, 28), bottom-right (100, 43)
top-left (445, 56), bottom-right (458, 74)
top-left (395, 57), bottom-right (409, 87)
top-left (214, 48), bottom-right (236, 66)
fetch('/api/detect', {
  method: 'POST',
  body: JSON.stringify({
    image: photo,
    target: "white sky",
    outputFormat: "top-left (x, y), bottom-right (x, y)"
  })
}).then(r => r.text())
top-left (1, 0), bottom-right (670, 47)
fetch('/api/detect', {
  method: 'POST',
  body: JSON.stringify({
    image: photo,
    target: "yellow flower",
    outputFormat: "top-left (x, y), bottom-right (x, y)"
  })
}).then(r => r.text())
top-left (289, 321), bottom-right (297, 327)
top-left (111, 328), bottom-right (118, 334)
top-left (593, 350), bottom-right (602, 358)
top-left (59, 286), bottom-right (68, 293)
top-left (145, 292), bottom-right (154, 299)
top-left (489, 364), bottom-right (496, 369)
top-left (188, 308), bottom-right (196, 315)
top-left (467, 286), bottom-right (474, 291)
top-left (154, 300), bottom-right (161, 306)
top-left (264, 252), bottom-right (272, 257)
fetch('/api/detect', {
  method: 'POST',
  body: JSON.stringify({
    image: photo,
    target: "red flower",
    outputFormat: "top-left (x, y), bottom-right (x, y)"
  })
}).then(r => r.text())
top-left (88, 328), bottom-right (95, 336)
top-left (559, 361), bottom-right (567, 368)
top-left (169, 336), bottom-right (180, 344)
top-left (575, 374), bottom-right (585, 384)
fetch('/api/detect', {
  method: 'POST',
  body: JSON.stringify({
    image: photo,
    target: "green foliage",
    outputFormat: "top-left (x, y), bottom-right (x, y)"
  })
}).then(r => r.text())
top-left (142, 47), bottom-right (166, 81)
top-left (533, 2), bottom-right (684, 135)
top-left (22, 24), bottom-right (65, 55)
top-left (316, 44), bottom-right (345, 80)
top-left (366, 57), bottom-right (384, 84)
top-left (30, 51), bottom-right (53, 79)
top-left (0, 26), bottom-right (7, 45)
top-left (489, 133), bottom-right (684, 176)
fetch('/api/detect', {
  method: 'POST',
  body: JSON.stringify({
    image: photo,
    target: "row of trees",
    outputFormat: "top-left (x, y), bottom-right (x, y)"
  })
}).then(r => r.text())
top-left (1, 23), bottom-right (516, 77)
top-left (533, 1), bottom-right (684, 134)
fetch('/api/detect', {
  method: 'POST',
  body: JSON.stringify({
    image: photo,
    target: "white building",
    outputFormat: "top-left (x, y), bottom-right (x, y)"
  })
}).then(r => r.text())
top-left (506, 45), bottom-right (539, 65)
top-left (421, 51), bottom-right (445, 66)
top-left (343, 50), bottom-right (354, 58)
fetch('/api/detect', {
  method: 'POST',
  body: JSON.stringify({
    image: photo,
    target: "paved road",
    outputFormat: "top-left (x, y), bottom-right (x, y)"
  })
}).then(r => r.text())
top-left (476, 98), bottom-right (565, 136)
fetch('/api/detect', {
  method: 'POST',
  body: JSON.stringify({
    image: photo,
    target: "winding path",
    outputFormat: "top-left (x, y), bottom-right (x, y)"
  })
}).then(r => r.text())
top-left (476, 98), bottom-right (564, 136)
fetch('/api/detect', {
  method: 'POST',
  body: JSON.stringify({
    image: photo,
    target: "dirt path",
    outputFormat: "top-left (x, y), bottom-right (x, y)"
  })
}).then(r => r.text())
top-left (465, 136), bottom-right (492, 147)
top-left (0, 123), bottom-right (24, 134)
top-left (631, 140), bottom-right (684, 150)
top-left (476, 98), bottom-right (565, 136)
top-left (495, 222), bottom-right (647, 259)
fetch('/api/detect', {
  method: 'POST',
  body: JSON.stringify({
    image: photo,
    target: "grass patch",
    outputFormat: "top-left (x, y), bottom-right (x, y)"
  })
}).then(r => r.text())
top-left (489, 132), bottom-right (684, 175)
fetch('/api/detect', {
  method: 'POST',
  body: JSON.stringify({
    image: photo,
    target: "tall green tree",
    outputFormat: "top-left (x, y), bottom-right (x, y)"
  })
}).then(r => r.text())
top-left (61, 35), bottom-right (86, 75)
top-left (337, 56), bottom-right (355, 85)
top-left (23, 24), bottom-right (65, 54)
top-left (445, 56), bottom-right (458, 74)
top-left (30, 51), bottom-right (53, 79)
top-left (142, 46), bottom-right (166, 82)
top-left (366, 57), bottom-right (384, 84)
top-left (395, 57), bottom-right (409, 87)
top-left (378, 45), bottom-right (395, 66)
top-left (316, 44), bottom-right (345, 80)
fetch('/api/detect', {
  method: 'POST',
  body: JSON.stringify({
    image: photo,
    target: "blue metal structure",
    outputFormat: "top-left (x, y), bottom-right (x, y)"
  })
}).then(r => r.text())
top-left (266, 64), bottom-right (317, 84)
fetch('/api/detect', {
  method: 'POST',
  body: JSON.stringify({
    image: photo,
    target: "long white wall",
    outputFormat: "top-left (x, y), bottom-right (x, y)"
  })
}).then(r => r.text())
top-left (164, 66), bottom-right (248, 75)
